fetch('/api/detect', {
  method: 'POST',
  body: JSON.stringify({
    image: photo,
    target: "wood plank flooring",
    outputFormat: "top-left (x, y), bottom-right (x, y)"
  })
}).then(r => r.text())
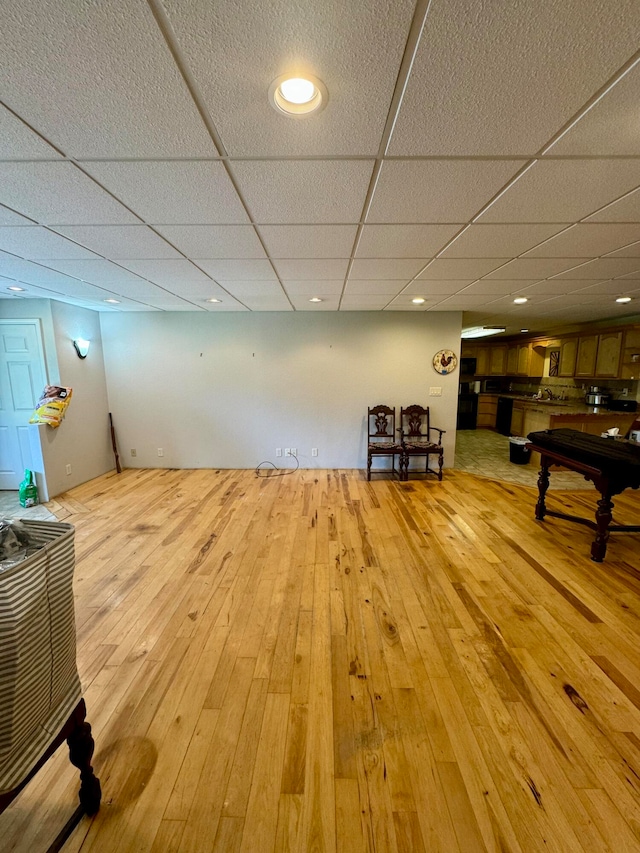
top-left (2, 467), bottom-right (640, 852)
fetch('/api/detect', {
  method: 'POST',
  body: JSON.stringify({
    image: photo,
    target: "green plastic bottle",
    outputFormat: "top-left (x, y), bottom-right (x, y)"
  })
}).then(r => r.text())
top-left (19, 469), bottom-right (39, 508)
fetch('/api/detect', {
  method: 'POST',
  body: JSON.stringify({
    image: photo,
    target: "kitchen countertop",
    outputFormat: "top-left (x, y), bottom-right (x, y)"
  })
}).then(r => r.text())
top-left (478, 392), bottom-right (633, 416)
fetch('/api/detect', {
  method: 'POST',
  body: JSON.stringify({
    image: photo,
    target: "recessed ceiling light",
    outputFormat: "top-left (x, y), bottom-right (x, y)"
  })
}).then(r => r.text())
top-left (616, 296), bottom-right (631, 303)
top-left (7, 285), bottom-right (25, 291)
top-left (206, 298), bottom-right (222, 303)
top-left (412, 297), bottom-right (426, 304)
top-left (309, 297), bottom-right (323, 303)
top-left (104, 298), bottom-right (120, 304)
top-left (513, 297), bottom-right (528, 304)
top-left (269, 73), bottom-right (328, 117)
top-left (520, 328), bottom-right (529, 333)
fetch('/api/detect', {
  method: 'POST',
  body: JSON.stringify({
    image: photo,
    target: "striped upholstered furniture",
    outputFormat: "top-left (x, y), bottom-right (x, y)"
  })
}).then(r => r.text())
top-left (0, 520), bottom-right (100, 818)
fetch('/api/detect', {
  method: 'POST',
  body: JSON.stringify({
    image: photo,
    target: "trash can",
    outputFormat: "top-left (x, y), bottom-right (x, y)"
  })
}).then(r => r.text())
top-left (509, 436), bottom-right (531, 465)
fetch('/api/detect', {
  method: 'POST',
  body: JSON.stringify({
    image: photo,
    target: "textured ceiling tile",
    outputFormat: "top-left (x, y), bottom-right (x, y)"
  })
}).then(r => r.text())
top-left (151, 280), bottom-right (228, 299)
top-left (479, 160), bottom-right (640, 223)
top-left (462, 281), bottom-right (535, 296)
top-left (387, 0), bottom-right (640, 155)
top-left (368, 161), bottom-right (525, 223)
top-left (240, 295), bottom-right (293, 311)
top-left (282, 281), bottom-right (345, 296)
top-left (344, 280), bottom-right (407, 295)
top-left (292, 297), bottom-right (340, 311)
top-left (417, 259), bottom-right (507, 280)
top-left (522, 223), bottom-right (640, 258)
top-left (273, 259), bottom-right (348, 280)
top-left (162, 0), bottom-right (415, 156)
top-left (573, 280), bottom-right (640, 295)
top-left (402, 280), bottom-right (474, 295)
top-left (0, 162), bottom-right (138, 225)
top-left (0, 104), bottom-right (61, 159)
top-left (42, 259), bottom-right (149, 284)
top-left (104, 279), bottom-right (178, 299)
top-left (197, 259), bottom-right (277, 281)
top-left (83, 161), bottom-right (250, 225)
top-left (519, 281), bottom-right (591, 295)
top-left (118, 259), bottom-right (212, 285)
top-left (484, 258), bottom-right (591, 279)
top-left (550, 257), bottom-right (640, 279)
top-left (349, 258), bottom-right (426, 280)
top-left (231, 160), bottom-right (374, 223)
top-left (355, 224), bottom-right (461, 258)
top-left (440, 224), bottom-right (567, 258)
top-left (259, 225), bottom-right (358, 258)
top-left (202, 300), bottom-right (249, 311)
top-left (154, 225), bottom-right (266, 259)
top-left (216, 281), bottom-right (284, 298)
top-left (0, 227), bottom-right (99, 260)
top-left (0, 207), bottom-right (34, 226)
top-left (0, 0), bottom-right (214, 157)
top-left (51, 225), bottom-right (181, 260)
top-left (585, 187), bottom-right (640, 223)
top-left (605, 241), bottom-right (640, 258)
top-left (547, 63), bottom-right (640, 156)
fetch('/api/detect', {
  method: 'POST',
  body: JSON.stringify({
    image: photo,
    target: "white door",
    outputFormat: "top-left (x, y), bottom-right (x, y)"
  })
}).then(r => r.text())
top-left (0, 320), bottom-right (47, 489)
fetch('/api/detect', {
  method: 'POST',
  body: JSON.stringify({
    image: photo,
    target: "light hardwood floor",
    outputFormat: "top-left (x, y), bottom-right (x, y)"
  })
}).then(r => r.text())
top-left (2, 467), bottom-right (640, 852)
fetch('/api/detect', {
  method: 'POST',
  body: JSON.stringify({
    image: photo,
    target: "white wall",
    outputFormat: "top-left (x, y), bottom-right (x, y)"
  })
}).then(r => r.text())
top-left (100, 311), bottom-right (462, 470)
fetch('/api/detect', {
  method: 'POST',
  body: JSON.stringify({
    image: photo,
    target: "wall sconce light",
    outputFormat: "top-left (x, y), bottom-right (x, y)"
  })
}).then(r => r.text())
top-left (73, 338), bottom-right (90, 359)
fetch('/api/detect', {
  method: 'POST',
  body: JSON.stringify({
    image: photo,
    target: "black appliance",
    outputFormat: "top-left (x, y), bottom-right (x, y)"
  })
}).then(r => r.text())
top-left (608, 398), bottom-right (637, 412)
top-left (496, 396), bottom-right (514, 436)
top-left (457, 393), bottom-right (478, 430)
top-left (460, 357), bottom-right (476, 375)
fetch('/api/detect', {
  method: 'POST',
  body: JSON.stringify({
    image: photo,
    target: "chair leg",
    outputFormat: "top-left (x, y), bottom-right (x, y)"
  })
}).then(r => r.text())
top-left (438, 451), bottom-right (444, 481)
top-left (367, 451), bottom-right (372, 481)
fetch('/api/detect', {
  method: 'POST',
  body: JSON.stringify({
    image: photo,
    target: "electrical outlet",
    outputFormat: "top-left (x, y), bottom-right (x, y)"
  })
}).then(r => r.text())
top-left (290, 448), bottom-right (297, 457)
top-left (285, 448), bottom-right (291, 456)
top-left (312, 448), bottom-right (318, 457)
top-left (157, 448), bottom-right (164, 457)
top-left (429, 386), bottom-right (442, 396)
top-left (130, 448), bottom-right (137, 457)
top-left (622, 388), bottom-right (629, 397)
top-left (275, 448), bottom-right (282, 457)
top-left (65, 463), bottom-right (72, 475)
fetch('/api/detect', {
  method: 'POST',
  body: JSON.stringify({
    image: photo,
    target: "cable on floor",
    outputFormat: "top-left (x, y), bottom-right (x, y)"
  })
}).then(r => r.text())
top-left (255, 453), bottom-right (300, 477)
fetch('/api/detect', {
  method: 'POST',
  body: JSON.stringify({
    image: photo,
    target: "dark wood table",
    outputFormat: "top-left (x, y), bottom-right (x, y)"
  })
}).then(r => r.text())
top-left (526, 428), bottom-right (640, 562)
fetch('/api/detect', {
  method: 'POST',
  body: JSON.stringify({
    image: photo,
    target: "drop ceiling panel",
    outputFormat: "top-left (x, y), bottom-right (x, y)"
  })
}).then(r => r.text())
top-left (402, 280), bottom-right (474, 295)
top-left (484, 258), bottom-right (590, 279)
top-left (585, 188), bottom-right (640, 223)
top-left (547, 63), bottom-right (640, 156)
top-left (239, 295), bottom-right (292, 311)
top-left (605, 241), bottom-right (640, 258)
top-left (0, 252), bottom-right (97, 288)
top-left (462, 281), bottom-right (539, 296)
top-left (344, 280), bottom-right (407, 295)
top-left (340, 294), bottom-right (391, 307)
top-left (0, 162), bottom-right (138, 225)
top-left (282, 281), bottom-right (345, 296)
top-left (135, 296), bottom-right (204, 310)
top-left (291, 297), bottom-right (341, 311)
top-left (259, 225), bottom-right (358, 258)
top-left (51, 225), bottom-right (182, 260)
top-left (551, 258), bottom-right (640, 279)
top-left (0, 207), bottom-right (34, 227)
top-left (367, 160), bottom-right (525, 223)
top-left (217, 281), bottom-right (284, 298)
top-left (417, 259), bottom-right (507, 280)
top-left (118, 259), bottom-right (212, 285)
top-left (27, 278), bottom-right (116, 300)
top-left (575, 280), bottom-right (640, 295)
top-left (197, 259), bottom-right (277, 281)
top-left (519, 280), bottom-right (589, 295)
top-left (387, 0), bottom-right (640, 156)
top-left (154, 225), bottom-right (266, 259)
top-left (0, 0), bottom-right (214, 158)
top-left (355, 224), bottom-right (461, 258)
top-left (42, 259), bottom-right (150, 285)
top-left (440, 224), bottom-right (568, 258)
top-left (349, 259), bottom-right (425, 280)
top-left (150, 279), bottom-right (227, 299)
top-left (101, 280), bottom-right (180, 300)
top-left (0, 227), bottom-right (99, 260)
top-left (522, 224), bottom-right (640, 258)
top-left (273, 259), bottom-right (348, 280)
top-left (479, 159), bottom-right (640, 223)
top-left (231, 160), bottom-right (374, 223)
top-left (0, 105), bottom-right (61, 159)
top-left (202, 301), bottom-right (248, 312)
top-left (83, 161), bottom-right (250, 225)
top-left (161, 0), bottom-right (415, 156)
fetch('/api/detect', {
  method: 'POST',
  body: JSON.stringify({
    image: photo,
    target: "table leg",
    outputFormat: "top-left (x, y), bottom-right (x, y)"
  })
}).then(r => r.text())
top-left (535, 461), bottom-right (550, 520)
top-left (591, 492), bottom-right (614, 562)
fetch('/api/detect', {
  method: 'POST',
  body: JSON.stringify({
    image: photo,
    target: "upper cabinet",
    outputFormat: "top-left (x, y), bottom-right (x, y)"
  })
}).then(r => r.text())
top-left (620, 328), bottom-right (640, 380)
top-left (595, 331), bottom-right (623, 378)
top-left (475, 346), bottom-right (489, 375)
top-left (575, 335), bottom-right (599, 377)
top-left (489, 344), bottom-right (507, 375)
top-left (506, 344), bottom-right (518, 375)
top-left (558, 338), bottom-right (578, 377)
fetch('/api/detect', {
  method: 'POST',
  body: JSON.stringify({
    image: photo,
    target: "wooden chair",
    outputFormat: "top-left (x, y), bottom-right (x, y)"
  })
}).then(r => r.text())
top-left (399, 404), bottom-right (445, 481)
top-left (367, 405), bottom-right (403, 480)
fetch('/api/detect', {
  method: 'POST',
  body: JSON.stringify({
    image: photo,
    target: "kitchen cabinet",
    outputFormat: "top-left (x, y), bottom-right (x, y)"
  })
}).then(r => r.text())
top-left (477, 394), bottom-right (498, 428)
top-left (575, 335), bottom-right (598, 377)
top-left (620, 327), bottom-right (640, 380)
top-left (460, 344), bottom-right (478, 359)
top-left (595, 331), bottom-right (622, 378)
top-left (510, 401), bottom-right (525, 436)
top-left (489, 345), bottom-right (508, 375)
top-left (558, 338), bottom-right (578, 377)
top-left (506, 344), bottom-right (518, 375)
top-left (476, 347), bottom-right (489, 375)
